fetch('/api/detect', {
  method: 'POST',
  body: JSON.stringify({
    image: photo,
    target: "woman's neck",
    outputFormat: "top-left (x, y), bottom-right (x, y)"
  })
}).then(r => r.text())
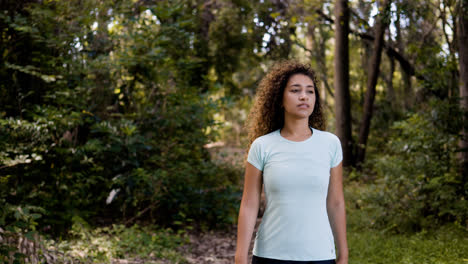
top-left (280, 118), bottom-right (312, 140)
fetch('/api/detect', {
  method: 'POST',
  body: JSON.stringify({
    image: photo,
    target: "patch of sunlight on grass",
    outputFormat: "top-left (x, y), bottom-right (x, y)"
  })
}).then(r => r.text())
top-left (47, 224), bottom-right (188, 263)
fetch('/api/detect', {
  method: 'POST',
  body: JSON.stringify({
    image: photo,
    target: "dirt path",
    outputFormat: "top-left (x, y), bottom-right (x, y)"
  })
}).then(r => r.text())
top-left (181, 220), bottom-right (260, 264)
top-left (182, 228), bottom-right (237, 263)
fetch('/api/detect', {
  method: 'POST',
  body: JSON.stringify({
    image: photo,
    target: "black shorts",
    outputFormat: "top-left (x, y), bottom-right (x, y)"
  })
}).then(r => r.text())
top-left (252, 255), bottom-right (336, 264)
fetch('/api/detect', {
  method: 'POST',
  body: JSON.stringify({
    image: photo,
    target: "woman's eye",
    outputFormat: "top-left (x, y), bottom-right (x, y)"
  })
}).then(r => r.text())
top-left (291, 89), bottom-right (299, 93)
top-left (308, 90), bottom-right (314, 94)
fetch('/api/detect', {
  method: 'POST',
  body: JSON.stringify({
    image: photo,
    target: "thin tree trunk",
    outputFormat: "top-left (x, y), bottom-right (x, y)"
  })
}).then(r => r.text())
top-left (334, 0), bottom-right (354, 167)
top-left (440, 0), bottom-right (459, 98)
top-left (457, 0), bottom-right (468, 180)
top-left (395, 2), bottom-right (412, 109)
top-left (317, 25), bottom-right (330, 109)
top-left (385, 49), bottom-right (396, 105)
top-left (308, 25), bottom-right (329, 109)
top-left (356, 0), bottom-right (391, 166)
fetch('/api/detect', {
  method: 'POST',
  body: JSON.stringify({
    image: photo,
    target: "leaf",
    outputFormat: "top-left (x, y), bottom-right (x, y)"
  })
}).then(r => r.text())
top-left (291, 16), bottom-right (297, 24)
top-left (30, 213), bottom-right (42, 220)
top-left (270, 12), bottom-right (280, 19)
top-left (25, 230), bottom-right (36, 241)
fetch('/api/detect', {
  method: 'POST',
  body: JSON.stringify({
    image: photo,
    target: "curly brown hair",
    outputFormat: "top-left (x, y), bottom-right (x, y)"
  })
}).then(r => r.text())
top-left (246, 60), bottom-right (326, 148)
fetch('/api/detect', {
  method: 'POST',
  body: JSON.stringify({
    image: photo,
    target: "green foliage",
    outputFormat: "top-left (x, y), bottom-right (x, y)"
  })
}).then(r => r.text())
top-left (0, 95), bottom-right (241, 231)
top-left (0, 0), bottom-right (245, 241)
top-left (361, 100), bottom-right (467, 231)
top-left (347, 225), bottom-right (468, 264)
top-left (1, 110), bottom-right (108, 232)
top-left (1, 2), bottom-right (466, 263)
top-left (0, 202), bottom-right (45, 264)
top-left (346, 182), bottom-right (468, 264)
top-left (0, 212), bottom-right (189, 264)
top-left (110, 224), bottom-right (188, 261)
top-left (46, 221), bottom-right (188, 263)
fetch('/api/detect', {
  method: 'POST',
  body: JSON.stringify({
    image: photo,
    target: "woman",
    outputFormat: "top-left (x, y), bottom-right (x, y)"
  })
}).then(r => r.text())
top-left (235, 61), bottom-right (348, 264)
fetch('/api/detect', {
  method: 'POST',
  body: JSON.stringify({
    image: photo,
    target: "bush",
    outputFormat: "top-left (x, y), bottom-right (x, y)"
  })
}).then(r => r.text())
top-left (364, 100), bottom-right (468, 232)
top-left (0, 0), bottom-right (243, 243)
top-left (45, 221), bottom-right (188, 263)
top-left (0, 91), bottom-right (242, 235)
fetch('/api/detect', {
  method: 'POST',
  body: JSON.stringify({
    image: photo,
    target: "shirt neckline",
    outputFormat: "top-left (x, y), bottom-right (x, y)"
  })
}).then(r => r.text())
top-left (277, 127), bottom-right (315, 144)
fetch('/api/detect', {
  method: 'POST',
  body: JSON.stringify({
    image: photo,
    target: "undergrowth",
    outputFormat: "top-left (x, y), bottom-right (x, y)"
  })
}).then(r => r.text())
top-left (345, 181), bottom-right (468, 264)
top-left (50, 221), bottom-right (189, 263)
top-left (1, 221), bottom-right (189, 264)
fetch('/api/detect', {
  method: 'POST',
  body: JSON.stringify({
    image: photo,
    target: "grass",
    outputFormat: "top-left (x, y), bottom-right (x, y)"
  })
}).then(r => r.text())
top-left (345, 181), bottom-right (468, 264)
top-left (348, 227), bottom-right (468, 264)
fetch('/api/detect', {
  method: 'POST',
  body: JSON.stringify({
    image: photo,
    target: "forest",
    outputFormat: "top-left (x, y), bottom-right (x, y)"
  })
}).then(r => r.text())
top-left (0, 0), bottom-right (467, 263)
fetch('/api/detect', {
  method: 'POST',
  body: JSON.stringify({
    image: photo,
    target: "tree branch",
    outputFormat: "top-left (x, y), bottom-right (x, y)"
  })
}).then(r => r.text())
top-left (314, 7), bottom-right (428, 82)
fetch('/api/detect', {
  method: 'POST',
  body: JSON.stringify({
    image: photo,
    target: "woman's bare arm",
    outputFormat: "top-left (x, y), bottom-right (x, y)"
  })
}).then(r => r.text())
top-left (235, 162), bottom-right (263, 264)
top-left (327, 162), bottom-right (348, 264)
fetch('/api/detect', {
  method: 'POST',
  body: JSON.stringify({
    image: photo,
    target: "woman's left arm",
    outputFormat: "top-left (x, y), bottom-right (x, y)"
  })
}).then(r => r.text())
top-left (327, 162), bottom-right (348, 264)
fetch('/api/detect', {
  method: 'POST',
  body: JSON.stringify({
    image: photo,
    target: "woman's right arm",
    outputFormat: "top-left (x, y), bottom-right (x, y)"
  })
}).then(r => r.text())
top-left (235, 162), bottom-right (263, 264)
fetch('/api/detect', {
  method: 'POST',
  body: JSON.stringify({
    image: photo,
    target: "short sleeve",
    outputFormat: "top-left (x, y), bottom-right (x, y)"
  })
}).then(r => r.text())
top-left (331, 136), bottom-right (343, 168)
top-left (247, 139), bottom-right (265, 171)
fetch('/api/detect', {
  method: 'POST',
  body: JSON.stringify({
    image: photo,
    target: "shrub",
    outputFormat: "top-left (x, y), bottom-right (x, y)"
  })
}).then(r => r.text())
top-left (366, 100), bottom-right (468, 232)
top-left (0, 91), bottom-right (242, 235)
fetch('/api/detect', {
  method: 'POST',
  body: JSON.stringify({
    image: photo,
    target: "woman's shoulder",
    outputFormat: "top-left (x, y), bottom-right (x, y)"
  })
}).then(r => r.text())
top-left (252, 129), bottom-right (280, 145)
top-left (312, 128), bottom-right (341, 142)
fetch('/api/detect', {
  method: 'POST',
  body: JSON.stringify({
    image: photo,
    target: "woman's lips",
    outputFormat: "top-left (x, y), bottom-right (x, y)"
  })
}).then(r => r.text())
top-left (297, 103), bottom-right (310, 108)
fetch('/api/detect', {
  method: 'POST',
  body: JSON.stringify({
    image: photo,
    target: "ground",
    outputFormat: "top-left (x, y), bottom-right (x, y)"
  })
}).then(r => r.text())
top-left (182, 228), bottom-right (238, 264)
top-left (182, 219), bottom-right (260, 264)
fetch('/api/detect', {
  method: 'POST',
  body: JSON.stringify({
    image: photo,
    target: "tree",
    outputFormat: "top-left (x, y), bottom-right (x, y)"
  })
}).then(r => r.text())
top-left (334, 0), bottom-right (354, 167)
top-left (457, 0), bottom-right (468, 180)
top-left (356, 0), bottom-right (391, 166)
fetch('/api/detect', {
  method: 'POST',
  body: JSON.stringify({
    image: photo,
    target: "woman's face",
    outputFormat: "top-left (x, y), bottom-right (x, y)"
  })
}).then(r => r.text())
top-left (282, 74), bottom-right (316, 120)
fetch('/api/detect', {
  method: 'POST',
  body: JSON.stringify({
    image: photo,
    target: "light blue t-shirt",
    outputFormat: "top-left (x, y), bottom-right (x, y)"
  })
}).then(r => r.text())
top-left (247, 127), bottom-right (343, 261)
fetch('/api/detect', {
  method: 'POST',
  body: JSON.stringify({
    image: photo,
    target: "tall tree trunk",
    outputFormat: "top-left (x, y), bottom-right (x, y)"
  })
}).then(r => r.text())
top-left (194, 0), bottom-right (216, 93)
top-left (307, 25), bottom-right (328, 108)
top-left (457, 0), bottom-right (468, 180)
top-left (440, 0), bottom-right (459, 98)
top-left (307, 23), bottom-right (333, 110)
top-left (385, 49), bottom-right (396, 105)
top-left (356, 0), bottom-right (391, 166)
top-left (383, 26), bottom-right (395, 106)
top-left (394, 2), bottom-right (412, 109)
top-left (317, 25), bottom-right (331, 109)
top-left (334, 0), bottom-right (354, 167)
